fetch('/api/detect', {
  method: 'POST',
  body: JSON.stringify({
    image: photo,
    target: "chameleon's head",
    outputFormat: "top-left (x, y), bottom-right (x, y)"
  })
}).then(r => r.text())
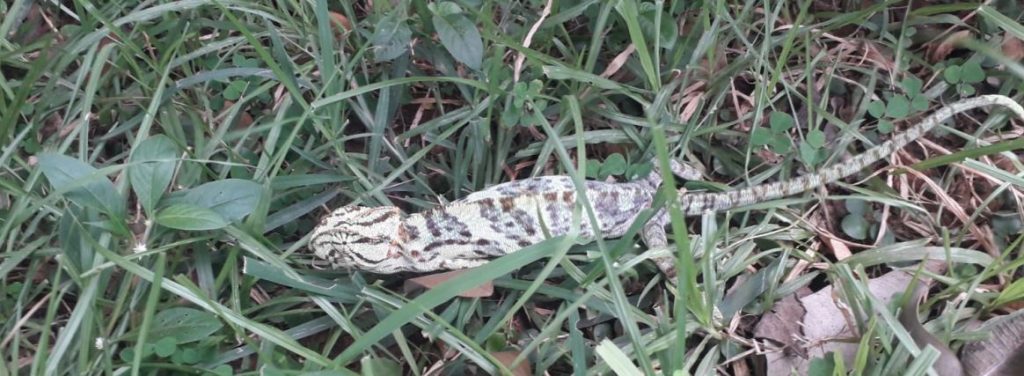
top-left (309, 205), bottom-right (409, 274)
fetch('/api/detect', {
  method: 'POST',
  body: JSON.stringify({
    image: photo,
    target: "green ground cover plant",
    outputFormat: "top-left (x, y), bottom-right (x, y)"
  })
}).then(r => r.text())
top-left (3, 0), bottom-right (1024, 374)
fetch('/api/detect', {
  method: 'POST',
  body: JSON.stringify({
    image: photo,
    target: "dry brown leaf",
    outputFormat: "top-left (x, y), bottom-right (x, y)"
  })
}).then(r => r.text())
top-left (762, 262), bottom-right (949, 375)
top-left (329, 11), bottom-right (352, 35)
top-left (1002, 34), bottom-right (1024, 62)
top-left (404, 269), bottom-right (495, 297)
top-left (222, 101), bottom-right (255, 130)
top-left (490, 351), bottom-right (532, 376)
top-left (513, 0), bottom-right (553, 82)
top-left (859, 40), bottom-right (897, 71)
top-left (826, 237), bottom-right (852, 261)
top-left (754, 294), bottom-right (806, 357)
top-left (679, 91), bottom-right (704, 122)
top-left (600, 44), bottom-right (636, 79)
top-left (929, 30), bottom-right (972, 62)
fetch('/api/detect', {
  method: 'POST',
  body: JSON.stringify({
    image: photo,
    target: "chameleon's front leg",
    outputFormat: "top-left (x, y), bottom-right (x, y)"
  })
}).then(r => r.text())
top-left (641, 211), bottom-right (678, 280)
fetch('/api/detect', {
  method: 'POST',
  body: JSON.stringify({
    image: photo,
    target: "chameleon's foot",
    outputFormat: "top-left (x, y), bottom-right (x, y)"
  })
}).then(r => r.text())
top-left (667, 159), bottom-right (704, 182)
top-left (644, 159), bottom-right (705, 189)
top-left (651, 254), bottom-right (678, 282)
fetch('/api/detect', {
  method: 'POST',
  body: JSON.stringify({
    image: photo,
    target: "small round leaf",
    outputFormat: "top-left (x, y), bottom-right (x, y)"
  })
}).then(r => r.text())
top-left (750, 127), bottom-right (773, 146)
top-left (600, 153), bottom-right (627, 176)
top-left (154, 337), bottom-right (177, 357)
top-left (943, 65), bottom-right (962, 83)
top-left (806, 130), bottom-right (826, 148)
top-left (885, 95), bottom-right (910, 118)
top-left (911, 95), bottom-right (929, 111)
top-left (867, 101), bottom-right (886, 118)
top-left (961, 61), bottom-right (985, 83)
top-left (841, 214), bottom-right (869, 240)
top-left (901, 76), bottom-right (923, 95)
top-left (769, 111), bottom-right (794, 132)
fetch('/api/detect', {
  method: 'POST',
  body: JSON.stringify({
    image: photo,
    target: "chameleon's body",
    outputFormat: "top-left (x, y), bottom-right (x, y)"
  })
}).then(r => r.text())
top-left (310, 95), bottom-right (1024, 275)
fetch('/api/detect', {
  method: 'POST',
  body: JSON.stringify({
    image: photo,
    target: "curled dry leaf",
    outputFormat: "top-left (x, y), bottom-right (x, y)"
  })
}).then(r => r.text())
top-left (329, 11), bottom-right (352, 35)
top-left (1001, 34), bottom-right (1024, 62)
top-left (832, 40), bottom-right (896, 72)
top-left (222, 101), bottom-right (255, 130)
top-left (760, 262), bottom-right (951, 375)
top-left (403, 269), bottom-right (495, 298)
top-left (600, 44), bottom-right (636, 79)
top-left (929, 30), bottom-right (973, 63)
top-left (754, 294), bottom-right (807, 358)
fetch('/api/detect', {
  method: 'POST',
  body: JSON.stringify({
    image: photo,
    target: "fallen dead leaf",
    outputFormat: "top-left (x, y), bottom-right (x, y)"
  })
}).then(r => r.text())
top-left (329, 11), bottom-right (352, 35)
top-left (829, 236), bottom-right (852, 260)
top-left (760, 262), bottom-right (949, 375)
top-left (404, 269), bottom-right (495, 298)
top-left (600, 44), bottom-right (636, 79)
top-left (929, 30), bottom-right (972, 63)
top-left (1002, 34), bottom-right (1024, 62)
top-left (490, 351), bottom-right (532, 376)
top-left (754, 294), bottom-right (808, 359)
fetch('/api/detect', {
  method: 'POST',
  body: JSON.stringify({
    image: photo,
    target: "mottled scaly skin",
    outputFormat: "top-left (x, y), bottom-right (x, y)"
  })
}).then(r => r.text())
top-left (397, 178), bottom-right (659, 272)
top-left (310, 95), bottom-right (1024, 275)
top-left (310, 162), bottom-right (699, 274)
top-left (680, 95), bottom-right (1024, 214)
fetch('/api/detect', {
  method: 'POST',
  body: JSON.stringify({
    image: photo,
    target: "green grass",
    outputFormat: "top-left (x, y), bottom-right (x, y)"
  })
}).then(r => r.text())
top-left (3, 0), bottom-right (1024, 375)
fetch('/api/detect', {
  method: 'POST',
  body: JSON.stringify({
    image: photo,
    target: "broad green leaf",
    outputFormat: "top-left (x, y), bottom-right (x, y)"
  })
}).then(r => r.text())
top-left (148, 308), bottom-right (224, 344)
top-left (750, 127), bottom-right (772, 146)
top-left (638, 3), bottom-right (677, 49)
top-left (154, 337), bottom-right (177, 357)
top-left (600, 153), bottom-right (627, 176)
top-left (180, 179), bottom-right (263, 222)
top-left (845, 199), bottom-right (868, 216)
top-left (799, 141), bottom-right (819, 165)
top-left (901, 76), bottom-right (923, 95)
top-left (585, 160), bottom-right (601, 179)
top-left (943, 65), bottom-right (962, 83)
top-left (129, 135), bottom-right (180, 217)
top-left (841, 214), bottom-right (868, 240)
top-left (223, 80), bottom-right (245, 100)
top-left (878, 119), bottom-right (894, 134)
top-left (867, 101), bottom-right (886, 118)
top-left (806, 129), bottom-right (826, 148)
top-left (886, 95), bottom-right (910, 118)
top-left (961, 61), bottom-right (986, 83)
top-left (429, 1), bottom-right (462, 16)
top-left (156, 204), bottom-right (229, 231)
top-left (769, 111), bottom-right (794, 132)
top-left (370, 14), bottom-right (411, 61)
top-left (179, 348), bottom-right (201, 364)
top-left (911, 95), bottom-right (929, 111)
top-left (960, 84), bottom-right (976, 96)
top-left (769, 135), bottom-right (792, 153)
top-left (38, 153), bottom-right (125, 216)
top-left (432, 13), bottom-right (483, 69)
top-left (501, 106), bottom-right (522, 126)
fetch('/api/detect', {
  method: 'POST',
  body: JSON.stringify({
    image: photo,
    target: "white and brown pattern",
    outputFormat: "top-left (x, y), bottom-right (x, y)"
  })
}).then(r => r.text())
top-left (310, 95), bottom-right (1024, 276)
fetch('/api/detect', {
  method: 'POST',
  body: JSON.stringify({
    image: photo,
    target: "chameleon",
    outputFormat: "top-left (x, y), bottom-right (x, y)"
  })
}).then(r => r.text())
top-left (308, 95), bottom-right (1024, 276)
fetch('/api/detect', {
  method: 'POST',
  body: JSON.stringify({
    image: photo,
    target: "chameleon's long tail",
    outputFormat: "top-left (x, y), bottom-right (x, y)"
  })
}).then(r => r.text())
top-left (680, 94), bottom-right (1024, 216)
